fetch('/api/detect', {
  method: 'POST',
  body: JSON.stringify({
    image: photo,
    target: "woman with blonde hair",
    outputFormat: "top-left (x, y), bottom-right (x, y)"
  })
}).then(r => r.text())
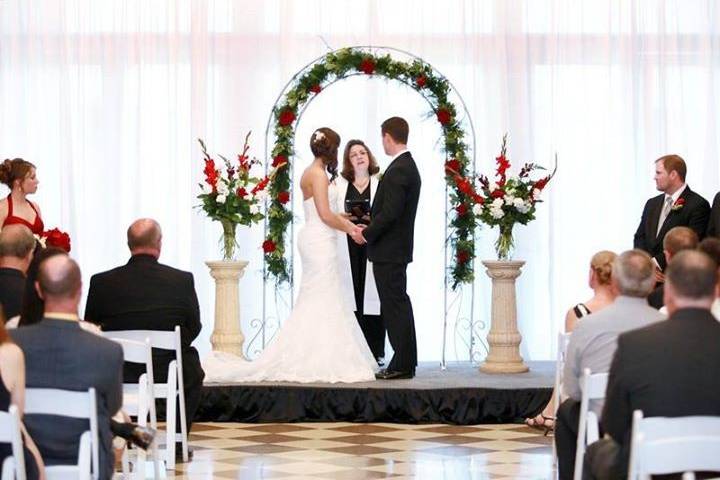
top-left (526, 250), bottom-right (617, 432)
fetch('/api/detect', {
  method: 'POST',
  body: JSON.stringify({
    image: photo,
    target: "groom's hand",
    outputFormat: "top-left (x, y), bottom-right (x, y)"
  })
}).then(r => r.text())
top-left (350, 225), bottom-right (367, 245)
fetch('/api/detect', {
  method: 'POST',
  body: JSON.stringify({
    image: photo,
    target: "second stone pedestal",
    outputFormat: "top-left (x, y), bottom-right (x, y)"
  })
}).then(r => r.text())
top-left (206, 260), bottom-right (249, 357)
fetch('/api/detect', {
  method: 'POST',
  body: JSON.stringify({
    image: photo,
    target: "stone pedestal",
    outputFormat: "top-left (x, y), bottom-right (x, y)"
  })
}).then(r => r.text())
top-left (479, 260), bottom-right (529, 374)
top-left (206, 260), bottom-right (249, 357)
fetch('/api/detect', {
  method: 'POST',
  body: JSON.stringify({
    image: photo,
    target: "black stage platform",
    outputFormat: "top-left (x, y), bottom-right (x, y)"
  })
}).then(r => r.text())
top-left (196, 361), bottom-right (554, 424)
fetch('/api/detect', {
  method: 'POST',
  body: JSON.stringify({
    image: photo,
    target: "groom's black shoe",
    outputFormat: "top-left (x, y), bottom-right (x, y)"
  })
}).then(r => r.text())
top-left (375, 369), bottom-right (415, 380)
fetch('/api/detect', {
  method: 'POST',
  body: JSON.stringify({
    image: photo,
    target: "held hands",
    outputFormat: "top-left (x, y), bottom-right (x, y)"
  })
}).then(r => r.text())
top-left (349, 224), bottom-right (367, 245)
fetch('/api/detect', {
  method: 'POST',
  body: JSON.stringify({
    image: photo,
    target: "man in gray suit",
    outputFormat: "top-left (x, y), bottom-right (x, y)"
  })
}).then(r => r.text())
top-left (555, 249), bottom-right (666, 480)
top-left (12, 255), bottom-right (123, 480)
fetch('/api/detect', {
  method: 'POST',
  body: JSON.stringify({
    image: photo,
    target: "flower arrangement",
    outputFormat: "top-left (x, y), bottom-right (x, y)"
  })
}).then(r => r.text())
top-left (267, 47), bottom-right (474, 287)
top-left (36, 228), bottom-right (71, 252)
top-left (197, 132), bottom-right (276, 260)
top-left (449, 134), bottom-right (556, 260)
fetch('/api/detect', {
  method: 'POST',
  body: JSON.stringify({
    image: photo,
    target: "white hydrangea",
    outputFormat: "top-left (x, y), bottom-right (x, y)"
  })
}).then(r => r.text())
top-left (216, 182), bottom-right (229, 195)
top-left (504, 195), bottom-right (516, 206)
top-left (216, 193), bottom-right (227, 204)
top-left (254, 190), bottom-right (268, 202)
top-left (516, 199), bottom-right (531, 214)
top-left (491, 198), bottom-right (505, 209)
top-left (472, 203), bottom-right (483, 216)
top-left (250, 204), bottom-right (261, 215)
top-left (490, 207), bottom-right (505, 219)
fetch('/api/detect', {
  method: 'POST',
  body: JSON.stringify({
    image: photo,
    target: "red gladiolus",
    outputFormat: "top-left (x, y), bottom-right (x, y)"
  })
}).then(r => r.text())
top-left (310, 84), bottom-right (322, 93)
top-left (437, 108), bottom-right (452, 125)
top-left (42, 228), bottom-right (71, 253)
top-left (262, 239), bottom-right (276, 253)
top-left (416, 75), bottom-right (427, 88)
top-left (496, 155), bottom-right (510, 179)
top-left (445, 159), bottom-right (461, 175)
top-left (278, 109), bottom-right (296, 127)
top-left (272, 155), bottom-right (287, 168)
top-left (456, 250), bottom-right (470, 264)
top-left (472, 194), bottom-right (484, 205)
top-left (534, 176), bottom-right (549, 191)
top-left (251, 176), bottom-right (270, 195)
top-left (203, 159), bottom-right (219, 190)
top-left (237, 187), bottom-right (248, 198)
top-left (277, 191), bottom-right (290, 204)
top-left (455, 204), bottom-right (468, 216)
top-left (359, 58), bottom-right (375, 74)
top-left (491, 189), bottom-right (505, 199)
top-left (455, 177), bottom-right (473, 196)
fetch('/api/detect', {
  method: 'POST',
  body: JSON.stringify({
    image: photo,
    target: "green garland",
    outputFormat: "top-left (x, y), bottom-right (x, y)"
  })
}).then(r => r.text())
top-left (265, 47), bottom-right (476, 288)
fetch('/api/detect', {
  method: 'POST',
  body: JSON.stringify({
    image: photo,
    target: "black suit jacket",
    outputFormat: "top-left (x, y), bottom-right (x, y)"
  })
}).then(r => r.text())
top-left (707, 191), bottom-right (720, 238)
top-left (363, 152), bottom-right (421, 264)
top-left (84, 254), bottom-right (204, 385)
top-left (0, 267), bottom-right (25, 320)
top-left (601, 308), bottom-right (720, 468)
top-left (11, 318), bottom-right (123, 480)
top-left (633, 186), bottom-right (710, 270)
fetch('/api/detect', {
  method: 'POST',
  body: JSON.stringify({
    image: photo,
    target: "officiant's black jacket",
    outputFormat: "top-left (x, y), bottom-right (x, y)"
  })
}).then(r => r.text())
top-left (633, 187), bottom-right (710, 270)
top-left (707, 191), bottom-right (720, 238)
top-left (363, 151), bottom-right (421, 264)
top-left (600, 308), bottom-right (720, 473)
top-left (85, 254), bottom-right (204, 390)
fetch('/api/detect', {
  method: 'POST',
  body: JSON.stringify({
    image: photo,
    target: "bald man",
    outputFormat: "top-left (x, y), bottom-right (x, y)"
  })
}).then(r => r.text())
top-left (85, 218), bottom-right (204, 457)
top-left (12, 255), bottom-right (123, 480)
top-left (0, 224), bottom-right (35, 320)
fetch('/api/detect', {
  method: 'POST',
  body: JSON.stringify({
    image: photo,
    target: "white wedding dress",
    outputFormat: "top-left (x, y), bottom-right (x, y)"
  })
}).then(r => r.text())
top-left (203, 183), bottom-right (378, 383)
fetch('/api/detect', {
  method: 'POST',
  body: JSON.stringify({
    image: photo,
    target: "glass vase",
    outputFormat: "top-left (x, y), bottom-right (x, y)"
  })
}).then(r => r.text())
top-left (220, 219), bottom-right (239, 260)
top-left (495, 224), bottom-right (515, 260)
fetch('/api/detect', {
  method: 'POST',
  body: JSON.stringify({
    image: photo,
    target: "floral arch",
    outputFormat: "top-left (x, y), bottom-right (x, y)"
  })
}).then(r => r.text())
top-left (250, 46), bottom-right (482, 364)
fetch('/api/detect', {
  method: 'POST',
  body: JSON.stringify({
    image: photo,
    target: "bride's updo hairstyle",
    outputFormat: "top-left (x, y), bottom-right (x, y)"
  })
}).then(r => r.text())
top-left (0, 158), bottom-right (35, 189)
top-left (310, 127), bottom-right (340, 181)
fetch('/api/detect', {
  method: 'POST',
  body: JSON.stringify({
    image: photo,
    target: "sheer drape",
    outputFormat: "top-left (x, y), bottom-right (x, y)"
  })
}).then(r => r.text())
top-left (2, 0), bottom-right (718, 360)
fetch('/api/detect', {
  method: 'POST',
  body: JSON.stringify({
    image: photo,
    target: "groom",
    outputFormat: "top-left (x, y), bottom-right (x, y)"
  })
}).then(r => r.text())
top-left (359, 117), bottom-right (422, 380)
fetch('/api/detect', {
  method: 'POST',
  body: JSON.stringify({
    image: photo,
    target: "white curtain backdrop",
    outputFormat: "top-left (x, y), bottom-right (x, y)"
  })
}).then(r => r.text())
top-left (2, 0), bottom-right (719, 361)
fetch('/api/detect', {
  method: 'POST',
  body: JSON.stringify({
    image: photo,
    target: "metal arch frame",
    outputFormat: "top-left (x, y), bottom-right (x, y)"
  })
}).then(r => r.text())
top-left (247, 46), bottom-right (485, 367)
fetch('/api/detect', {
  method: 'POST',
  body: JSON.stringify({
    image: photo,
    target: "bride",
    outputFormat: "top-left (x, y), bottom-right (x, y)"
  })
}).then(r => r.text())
top-left (203, 127), bottom-right (379, 383)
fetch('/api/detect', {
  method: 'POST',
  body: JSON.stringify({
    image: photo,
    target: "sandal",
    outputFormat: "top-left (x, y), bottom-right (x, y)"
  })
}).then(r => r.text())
top-left (525, 414), bottom-right (555, 436)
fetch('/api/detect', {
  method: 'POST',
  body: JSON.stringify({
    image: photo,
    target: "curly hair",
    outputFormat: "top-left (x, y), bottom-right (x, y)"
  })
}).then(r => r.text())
top-left (0, 158), bottom-right (35, 189)
top-left (310, 127), bottom-right (341, 181)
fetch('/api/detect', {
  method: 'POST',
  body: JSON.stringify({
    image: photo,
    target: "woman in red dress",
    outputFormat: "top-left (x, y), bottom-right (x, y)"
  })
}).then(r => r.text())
top-left (0, 158), bottom-right (43, 235)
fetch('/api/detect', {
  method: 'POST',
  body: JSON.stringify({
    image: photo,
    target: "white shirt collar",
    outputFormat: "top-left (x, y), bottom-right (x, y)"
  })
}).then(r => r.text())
top-left (666, 183), bottom-right (687, 203)
top-left (390, 149), bottom-right (409, 163)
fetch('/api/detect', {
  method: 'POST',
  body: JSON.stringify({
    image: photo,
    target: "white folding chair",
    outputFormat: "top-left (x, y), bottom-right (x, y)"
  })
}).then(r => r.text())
top-left (552, 331), bottom-right (571, 467)
top-left (24, 388), bottom-right (97, 480)
top-left (628, 410), bottom-right (720, 480)
top-left (105, 336), bottom-right (161, 479)
top-left (573, 368), bottom-right (608, 480)
top-left (0, 405), bottom-right (26, 480)
top-left (101, 327), bottom-right (188, 470)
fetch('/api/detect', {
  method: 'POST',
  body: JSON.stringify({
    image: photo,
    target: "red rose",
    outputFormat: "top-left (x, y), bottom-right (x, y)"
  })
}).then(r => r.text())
top-left (262, 239), bottom-right (276, 253)
top-left (472, 194), bottom-right (484, 205)
top-left (42, 228), bottom-right (71, 253)
top-left (491, 189), bottom-right (505, 199)
top-left (456, 250), bottom-right (470, 264)
top-left (309, 84), bottom-right (322, 94)
top-left (272, 155), bottom-right (287, 168)
top-left (437, 108), bottom-right (452, 125)
top-left (416, 75), bottom-right (427, 88)
top-left (445, 159), bottom-right (461, 175)
top-left (277, 191), bottom-right (290, 204)
top-left (359, 58), bottom-right (375, 75)
top-left (455, 204), bottom-right (468, 216)
top-left (236, 187), bottom-right (248, 198)
top-left (278, 109), bottom-right (296, 127)
top-left (455, 177), bottom-right (473, 196)
top-left (675, 198), bottom-right (685, 207)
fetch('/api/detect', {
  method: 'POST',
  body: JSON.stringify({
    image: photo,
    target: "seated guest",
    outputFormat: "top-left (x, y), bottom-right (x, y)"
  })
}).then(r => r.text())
top-left (15, 247), bottom-right (69, 327)
top-left (0, 224), bottom-right (35, 320)
top-left (583, 250), bottom-right (720, 480)
top-left (527, 250), bottom-right (617, 432)
top-left (556, 249), bottom-right (665, 480)
top-left (11, 255), bottom-right (123, 480)
top-left (85, 218), bottom-right (204, 455)
top-left (697, 237), bottom-right (720, 319)
top-left (0, 305), bottom-right (44, 480)
top-left (648, 226), bottom-right (699, 309)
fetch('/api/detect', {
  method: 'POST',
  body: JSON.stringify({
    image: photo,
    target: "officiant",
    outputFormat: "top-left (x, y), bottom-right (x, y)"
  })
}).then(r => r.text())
top-left (336, 140), bottom-right (386, 365)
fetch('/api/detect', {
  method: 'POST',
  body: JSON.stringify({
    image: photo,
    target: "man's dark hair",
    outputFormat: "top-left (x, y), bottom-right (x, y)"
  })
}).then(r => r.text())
top-left (381, 117), bottom-right (409, 144)
top-left (666, 250), bottom-right (718, 300)
top-left (698, 237), bottom-right (720, 267)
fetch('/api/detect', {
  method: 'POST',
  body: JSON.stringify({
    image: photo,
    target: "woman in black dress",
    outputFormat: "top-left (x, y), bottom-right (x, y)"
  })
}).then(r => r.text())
top-left (337, 140), bottom-right (386, 365)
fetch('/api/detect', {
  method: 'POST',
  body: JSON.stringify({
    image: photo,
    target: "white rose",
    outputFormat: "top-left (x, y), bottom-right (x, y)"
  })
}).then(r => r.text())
top-left (217, 182), bottom-right (229, 195)
top-left (504, 195), bottom-right (515, 206)
top-left (490, 207), bottom-right (505, 219)
top-left (216, 194), bottom-right (227, 204)
top-left (254, 190), bottom-right (268, 202)
top-left (472, 204), bottom-right (483, 216)
top-left (513, 197), bottom-right (525, 209)
top-left (489, 182), bottom-right (499, 192)
top-left (492, 198), bottom-right (504, 209)
top-left (250, 204), bottom-right (261, 215)
top-left (243, 191), bottom-right (252, 201)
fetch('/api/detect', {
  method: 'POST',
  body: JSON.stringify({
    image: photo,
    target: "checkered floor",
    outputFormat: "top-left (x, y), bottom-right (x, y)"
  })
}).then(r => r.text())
top-left (167, 422), bottom-right (555, 479)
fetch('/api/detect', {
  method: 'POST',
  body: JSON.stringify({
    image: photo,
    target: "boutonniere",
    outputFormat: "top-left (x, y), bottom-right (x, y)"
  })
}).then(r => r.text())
top-left (377, 171), bottom-right (384, 182)
top-left (671, 198), bottom-right (685, 211)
